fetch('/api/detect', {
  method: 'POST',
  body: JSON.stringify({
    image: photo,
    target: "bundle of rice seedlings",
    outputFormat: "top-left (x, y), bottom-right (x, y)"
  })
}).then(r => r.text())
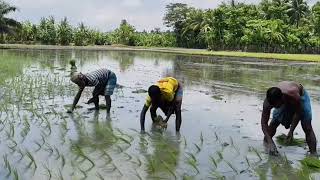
top-left (276, 134), bottom-right (305, 146)
top-left (300, 157), bottom-right (320, 169)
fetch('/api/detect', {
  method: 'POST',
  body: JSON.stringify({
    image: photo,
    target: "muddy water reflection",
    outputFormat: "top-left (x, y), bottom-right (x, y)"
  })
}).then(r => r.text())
top-left (1, 49), bottom-right (320, 179)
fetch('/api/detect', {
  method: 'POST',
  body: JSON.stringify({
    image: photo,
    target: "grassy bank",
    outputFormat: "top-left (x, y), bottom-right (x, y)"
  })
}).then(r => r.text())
top-left (1, 44), bottom-right (320, 62)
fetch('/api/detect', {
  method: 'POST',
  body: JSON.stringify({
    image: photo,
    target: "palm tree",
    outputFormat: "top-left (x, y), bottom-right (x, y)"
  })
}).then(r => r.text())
top-left (286, 0), bottom-right (308, 27)
top-left (0, 1), bottom-right (20, 43)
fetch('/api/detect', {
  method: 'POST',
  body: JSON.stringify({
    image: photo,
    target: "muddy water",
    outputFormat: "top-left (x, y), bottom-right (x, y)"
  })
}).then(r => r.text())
top-left (1, 49), bottom-right (320, 179)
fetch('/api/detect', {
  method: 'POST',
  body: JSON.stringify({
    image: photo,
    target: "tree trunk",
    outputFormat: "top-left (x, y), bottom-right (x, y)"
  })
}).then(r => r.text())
top-left (0, 33), bottom-right (4, 44)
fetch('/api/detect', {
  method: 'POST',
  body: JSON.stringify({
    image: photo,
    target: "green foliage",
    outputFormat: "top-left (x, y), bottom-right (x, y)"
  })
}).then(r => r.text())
top-left (111, 19), bottom-right (136, 46)
top-left (276, 134), bottom-right (305, 146)
top-left (18, 21), bottom-right (37, 43)
top-left (38, 16), bottom-right (57, 45)
top-left (57, 17), bottom-right (73, 45)
top-left (73, 22), bottom-right (89, 46)
top-left (300, 157), bottom-right (320, 169)
top-left (0, 0), bottom-right (20, 43)
top-left (3, 0), bottom-right (320, 53)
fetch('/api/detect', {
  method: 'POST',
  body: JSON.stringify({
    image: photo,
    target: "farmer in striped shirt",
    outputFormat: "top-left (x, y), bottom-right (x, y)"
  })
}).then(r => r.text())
top-left (67, 68), bottom-right (117, 114)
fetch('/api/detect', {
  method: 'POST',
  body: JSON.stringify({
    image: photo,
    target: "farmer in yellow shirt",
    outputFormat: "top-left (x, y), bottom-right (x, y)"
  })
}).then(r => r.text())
top-left (140, 77), bottom-right (183, 132)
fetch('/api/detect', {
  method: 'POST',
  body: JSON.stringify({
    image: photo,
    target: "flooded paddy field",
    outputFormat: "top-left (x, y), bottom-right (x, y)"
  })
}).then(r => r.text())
top-left (1, 49), bottom-right (320, 179)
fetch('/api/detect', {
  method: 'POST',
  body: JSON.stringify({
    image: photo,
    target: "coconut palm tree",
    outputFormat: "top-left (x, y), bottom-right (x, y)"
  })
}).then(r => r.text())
top-left (286, 0), bottom-right (308, 27)
top-left (0, 1), bottom-right (20, 43)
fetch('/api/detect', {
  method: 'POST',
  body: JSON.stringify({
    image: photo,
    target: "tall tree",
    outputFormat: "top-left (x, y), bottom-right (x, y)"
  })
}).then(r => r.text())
top-left (57, 17), bottom-right (73, 45)
top-left (286, 0), bottom-right (309, 27)
top-left (0, 0), bottom-right (20, 43)
top-left (163, 3), bottom-right (190, 47)
top-left (312, 2), bottom-right (320, 36)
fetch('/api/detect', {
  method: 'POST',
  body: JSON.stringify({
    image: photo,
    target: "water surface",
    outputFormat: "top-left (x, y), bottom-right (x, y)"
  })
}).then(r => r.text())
top-left (1, 49), bottom-right (320, 179)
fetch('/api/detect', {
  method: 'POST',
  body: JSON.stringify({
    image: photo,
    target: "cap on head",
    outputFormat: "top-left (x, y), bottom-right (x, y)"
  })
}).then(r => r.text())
top-left (148, 85), bottom-right (161, 98)
top-left (266, 87), bottom-right (283, 106)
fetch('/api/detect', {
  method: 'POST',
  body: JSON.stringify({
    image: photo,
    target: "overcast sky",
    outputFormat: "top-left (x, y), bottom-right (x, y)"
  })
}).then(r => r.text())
top-left (6, 0), bottom-right (318, 31)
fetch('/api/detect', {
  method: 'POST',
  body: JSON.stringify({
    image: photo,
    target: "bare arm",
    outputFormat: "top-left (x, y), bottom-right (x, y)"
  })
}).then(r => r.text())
top-left (175, 100), bottom-right (182, 132)
top-left (261, 99), bottom-right (273, 144)
top-left (70, 87), bottom-right (84, 112)
top-left (140, 105), bottom-right (149, 131)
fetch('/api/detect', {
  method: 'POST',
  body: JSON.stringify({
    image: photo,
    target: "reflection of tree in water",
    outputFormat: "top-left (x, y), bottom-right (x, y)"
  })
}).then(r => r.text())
top-left (139, 127), bottom-right (181, 179)
top-left (107, 51), bottom-right (135, 71)
top-left (170, 55), bottom-right (320, 92)
top-left (70, 111), bottom-right (117, 151)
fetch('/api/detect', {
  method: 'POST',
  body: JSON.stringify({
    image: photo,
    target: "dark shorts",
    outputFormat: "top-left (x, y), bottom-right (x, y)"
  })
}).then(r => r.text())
top-left (272, 89), bottom-right (312, 128)
top-left (104, 72), bottom-right (117, 96)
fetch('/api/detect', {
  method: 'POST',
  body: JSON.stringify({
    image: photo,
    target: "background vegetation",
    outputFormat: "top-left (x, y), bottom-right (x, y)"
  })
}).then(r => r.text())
top-left (1, 0), bottom-right (320, 53)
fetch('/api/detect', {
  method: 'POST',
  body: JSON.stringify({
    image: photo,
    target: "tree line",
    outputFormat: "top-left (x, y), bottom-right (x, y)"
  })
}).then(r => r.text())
top-left (1, 0), bottom-right (320, 53)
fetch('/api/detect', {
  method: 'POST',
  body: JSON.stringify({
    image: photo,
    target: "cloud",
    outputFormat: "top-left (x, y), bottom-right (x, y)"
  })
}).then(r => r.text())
top-left (121, 0), bottom-right (143, 8)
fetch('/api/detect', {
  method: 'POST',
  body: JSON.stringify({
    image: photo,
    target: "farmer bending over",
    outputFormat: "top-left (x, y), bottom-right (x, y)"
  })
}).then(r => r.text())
top-left (261, 81), bottom-right (317, 155)
top-left (140, 77), bottom-right (183, 132)
top-left (67, 68), bottom-right (117, 114)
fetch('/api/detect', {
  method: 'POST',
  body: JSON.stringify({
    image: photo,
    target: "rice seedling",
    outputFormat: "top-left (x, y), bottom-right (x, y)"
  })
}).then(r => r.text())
top-left (9, 122), bottom-right (15, 137)
top-left (214, 132), bottom-right (219, 142)
top-left (245, 156), bottom-right (250, 167)
top-left (34, 141), bottom-right (42, 152)
top-left (100, 150), bottom-right (112, 165)
top-left (96, 172), bottom-right (104, 180)
top-left (132, 156), bottom-right (142, 167)
top-left (114, 144), bottom-right (124, 153)
top-left (209, 171), bottom-right (225, 180)
top-left (13, 168), bottom-right (19, 180)
top-left (118, 137), bottom-right (131, 145)
top-left (134, 169), bottom-right (143, 180)
top-left (300, 157), bottom-right (320, 169)
top-left (26, 150), bottom-right (37, 169)
top-left (3, 154), bottom-right (11, 177)
top-left (58, 168), bottom-right (64, 180)
top-left (251, 147), bottom-right (262, 161)
top-left (54, 146), bottom-right (61, 160)
top-left (183, 136), bottom-right (187, 149)
top-left (200, 132), bottom-right (204, 146)
top-left (129, 128), bottom-right (140, 134)
top-left (160, 159), bottom-right (177, 179)
top-left (123, 152), bottom-right (132, 161)
top-left (186, 152), bottom-right (199, 174)
top-left (283, 153), bottom-right (290, 166)
top-left (276, 134), bottom-right (305, 147)
top-left (225, 160), bottom-right (238, 174)
top-left (71, 144), bottom-right (95, 171)
top-left (17, 149), bottom-right (25, 162)
top-left (217, 151), bottom-right (223, 160)
top-left (43, 143), bottom-right (54, 157)
top-left (8, 139), bottom-right (18, 152)
top-left (58, 153), bottom-right (65, 168)
top-left (146, 156), bottom-right (156, 174)
top-left (209, 155), bottom-right (218, 168)
top-left (194, 143), bottom-right (201, 153)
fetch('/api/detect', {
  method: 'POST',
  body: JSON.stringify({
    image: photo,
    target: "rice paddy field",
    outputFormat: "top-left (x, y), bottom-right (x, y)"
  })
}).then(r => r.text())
top-left (1, 49), bottom-right (320, 179)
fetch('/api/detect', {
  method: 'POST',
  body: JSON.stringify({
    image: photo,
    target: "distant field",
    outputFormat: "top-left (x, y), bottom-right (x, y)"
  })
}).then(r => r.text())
top-left (1, 44), bottom-right (320, 62)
